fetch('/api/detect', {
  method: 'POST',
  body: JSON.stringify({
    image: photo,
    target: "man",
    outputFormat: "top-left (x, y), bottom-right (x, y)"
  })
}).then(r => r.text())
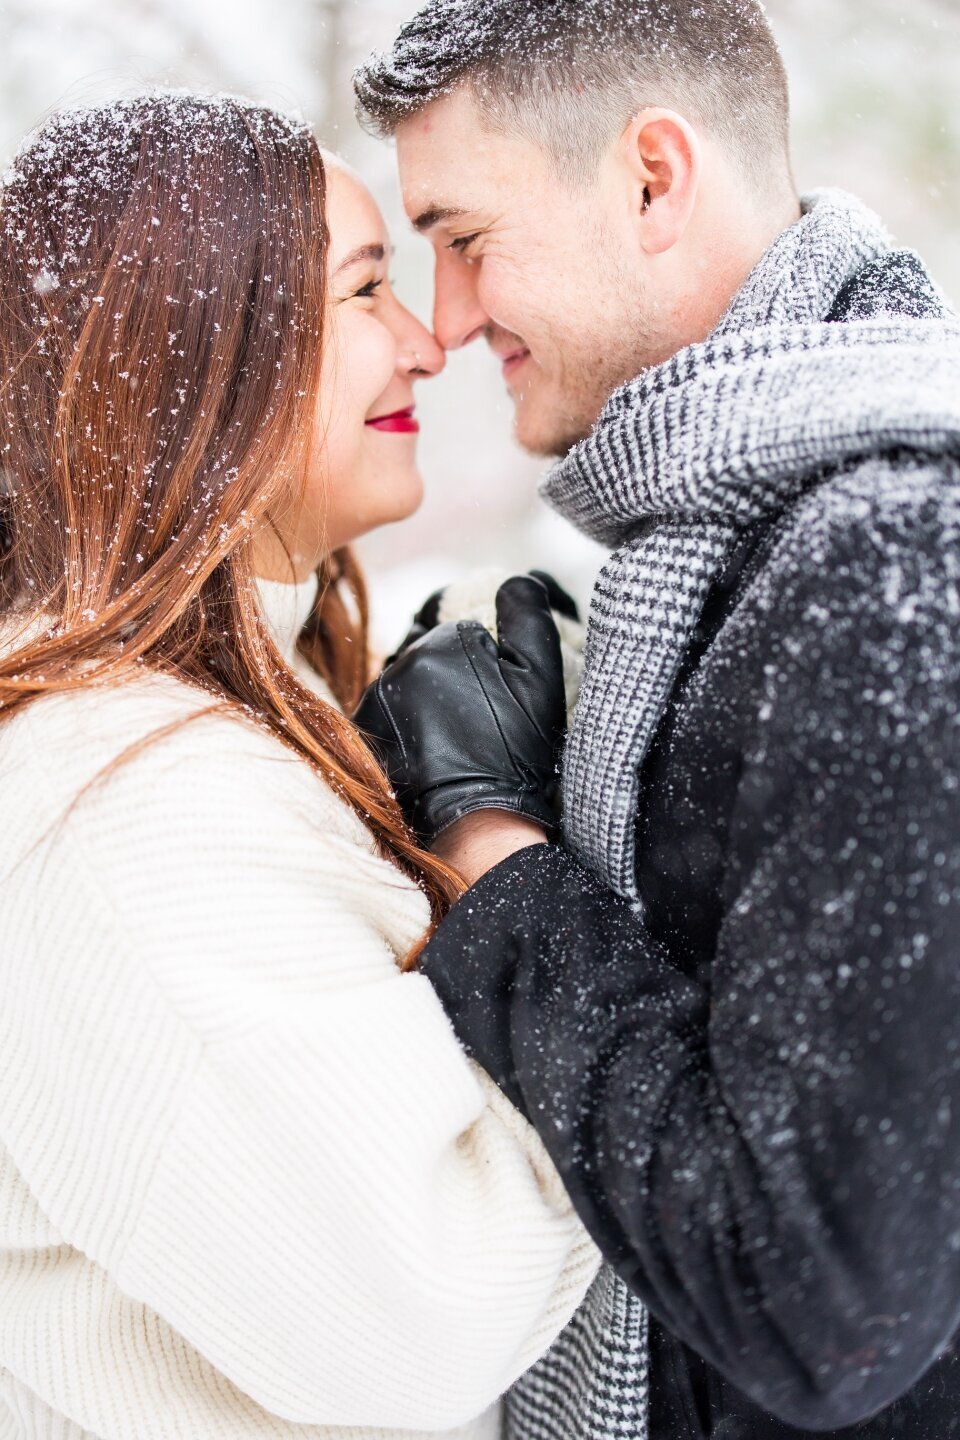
top-left (352, 2), bottom-right (960, 1436)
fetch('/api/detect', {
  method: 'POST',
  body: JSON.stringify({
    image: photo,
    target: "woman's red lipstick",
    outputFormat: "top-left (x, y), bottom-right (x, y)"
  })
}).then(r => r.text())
top-left (365, 406), bottom-right (419, 434)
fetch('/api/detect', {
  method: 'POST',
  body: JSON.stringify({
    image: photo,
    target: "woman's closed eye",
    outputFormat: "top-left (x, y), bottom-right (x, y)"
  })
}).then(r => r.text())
top-left (353, 277), bottom-right (383, 300)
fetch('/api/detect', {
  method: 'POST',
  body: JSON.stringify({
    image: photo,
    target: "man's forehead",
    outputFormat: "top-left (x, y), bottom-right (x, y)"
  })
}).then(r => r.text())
top-left (396, 84), bottom-right (478, 145)
top-left (395, 88), bottom-right (530, 220)
top-left (396, 150), bottom-right (489, 228)
top-left (396, 132), bottom-right (477, 222)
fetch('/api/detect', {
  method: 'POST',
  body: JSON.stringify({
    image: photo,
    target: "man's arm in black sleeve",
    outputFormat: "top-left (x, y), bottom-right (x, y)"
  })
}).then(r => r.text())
top-left (420, 463), bottom-right (960, 1432)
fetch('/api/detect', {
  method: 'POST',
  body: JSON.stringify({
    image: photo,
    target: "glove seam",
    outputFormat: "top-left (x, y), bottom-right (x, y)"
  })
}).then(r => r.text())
top-left (456, 623), bottom-right (526, 784)
top-left (375, 675), bottom-right (409, 766)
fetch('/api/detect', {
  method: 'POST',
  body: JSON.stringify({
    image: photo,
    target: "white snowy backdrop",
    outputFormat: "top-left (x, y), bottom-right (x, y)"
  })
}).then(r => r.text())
top-left (2, 0), bottom-right (958, 650)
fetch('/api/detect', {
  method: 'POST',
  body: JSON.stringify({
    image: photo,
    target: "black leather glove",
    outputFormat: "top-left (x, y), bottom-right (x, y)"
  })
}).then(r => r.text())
top-left (386, 569), bottom-right (580, 663)
top-left (528, 569), bottom-right (580, 623)
top-left (354, 576), bottom-right (566, 846)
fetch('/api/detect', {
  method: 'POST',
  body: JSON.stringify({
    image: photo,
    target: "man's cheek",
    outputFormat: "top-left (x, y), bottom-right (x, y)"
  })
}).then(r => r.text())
top-left (478, 288), bottom-right (510, 339)
top-left (479, 273), bottom-right (530, 345)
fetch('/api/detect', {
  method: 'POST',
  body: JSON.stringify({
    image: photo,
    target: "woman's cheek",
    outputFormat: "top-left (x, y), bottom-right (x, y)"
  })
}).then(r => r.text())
top-left (346, 311), bottom-right (398, 413)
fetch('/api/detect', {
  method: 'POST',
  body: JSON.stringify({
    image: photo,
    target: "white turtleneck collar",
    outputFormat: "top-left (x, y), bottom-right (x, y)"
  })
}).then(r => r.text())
top-left (254, 572), bottom-right (342, 713)
top-left (254, 572), bottom-right (343, 713)
top-left (254, 573), bottom-right (320, 670)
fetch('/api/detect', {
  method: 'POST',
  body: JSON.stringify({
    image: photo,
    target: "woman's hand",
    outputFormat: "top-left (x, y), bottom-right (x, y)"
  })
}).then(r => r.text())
top-left (353, 575), bottom-right (566, 847)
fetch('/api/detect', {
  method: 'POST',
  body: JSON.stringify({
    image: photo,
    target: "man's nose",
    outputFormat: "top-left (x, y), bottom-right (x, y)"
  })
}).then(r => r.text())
top-left (433, 260), bottom-right (489, 352)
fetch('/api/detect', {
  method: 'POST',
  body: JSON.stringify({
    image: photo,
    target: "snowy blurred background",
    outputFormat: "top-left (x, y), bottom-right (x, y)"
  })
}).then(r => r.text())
top-left (2, 0), bottom-right (958, 650)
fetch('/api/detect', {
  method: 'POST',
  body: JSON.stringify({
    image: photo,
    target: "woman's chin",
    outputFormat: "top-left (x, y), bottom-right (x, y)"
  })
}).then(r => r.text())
top-left (381, 470), bottom-right (425, 525)
top-left (344, 473), bottom-right (424, 544)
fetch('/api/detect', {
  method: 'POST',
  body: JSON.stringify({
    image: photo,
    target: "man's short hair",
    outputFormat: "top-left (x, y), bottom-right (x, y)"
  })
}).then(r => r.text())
top-left (354, 0), bottom-right (791, 190)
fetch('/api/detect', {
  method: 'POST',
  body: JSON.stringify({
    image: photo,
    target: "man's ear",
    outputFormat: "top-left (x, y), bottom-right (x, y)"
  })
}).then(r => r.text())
top-left (618, 108), bottom-right (702, 256)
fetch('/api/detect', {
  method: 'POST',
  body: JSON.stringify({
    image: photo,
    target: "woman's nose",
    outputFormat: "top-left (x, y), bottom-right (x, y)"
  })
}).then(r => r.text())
top-left (397, 312), bottom-right (445, 379)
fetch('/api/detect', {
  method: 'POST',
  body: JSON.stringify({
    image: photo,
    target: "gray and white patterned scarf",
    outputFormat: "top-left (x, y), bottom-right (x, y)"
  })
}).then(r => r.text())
top-left (507, 190), bottom-right (960, 1440)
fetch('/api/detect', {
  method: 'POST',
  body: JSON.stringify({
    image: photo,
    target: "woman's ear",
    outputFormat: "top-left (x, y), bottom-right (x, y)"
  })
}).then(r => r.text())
top-left (619, 108), bottom-right (702, 257)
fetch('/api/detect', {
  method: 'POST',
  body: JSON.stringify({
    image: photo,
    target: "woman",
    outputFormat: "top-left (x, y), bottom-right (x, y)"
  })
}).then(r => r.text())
top-left (0, 94), bottom-right (596, 1439)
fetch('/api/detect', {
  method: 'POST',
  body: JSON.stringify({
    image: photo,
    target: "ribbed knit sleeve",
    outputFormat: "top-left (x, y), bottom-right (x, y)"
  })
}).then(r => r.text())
top-left (0, 679), bottom-right (597, 1434)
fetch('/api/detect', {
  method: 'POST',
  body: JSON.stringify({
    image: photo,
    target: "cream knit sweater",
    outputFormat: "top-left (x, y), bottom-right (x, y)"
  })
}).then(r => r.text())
top-left (0, 577), bottom-right (599, 1440)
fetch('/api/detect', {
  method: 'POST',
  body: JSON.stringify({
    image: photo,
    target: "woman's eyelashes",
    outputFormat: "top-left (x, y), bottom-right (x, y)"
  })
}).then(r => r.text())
top-left (353, 277), bottom-right (383, 300)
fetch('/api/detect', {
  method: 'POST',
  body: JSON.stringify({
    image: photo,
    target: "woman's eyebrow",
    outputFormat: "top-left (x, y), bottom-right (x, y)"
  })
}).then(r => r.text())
top-left (334, 243), bottom-right (387, 274)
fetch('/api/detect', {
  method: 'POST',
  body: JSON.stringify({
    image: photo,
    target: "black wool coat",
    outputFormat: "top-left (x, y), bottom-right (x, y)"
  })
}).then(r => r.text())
top-left (420, 262), bottom-right (960, 1438)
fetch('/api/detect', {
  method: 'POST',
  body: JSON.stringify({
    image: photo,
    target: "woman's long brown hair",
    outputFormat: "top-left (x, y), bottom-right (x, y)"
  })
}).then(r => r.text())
top-left (0, 93), bottom-right (462, 958)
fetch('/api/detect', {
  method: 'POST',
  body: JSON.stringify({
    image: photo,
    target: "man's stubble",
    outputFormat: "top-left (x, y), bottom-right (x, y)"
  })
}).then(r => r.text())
top-left (514, 244), bottom-right (660, 460)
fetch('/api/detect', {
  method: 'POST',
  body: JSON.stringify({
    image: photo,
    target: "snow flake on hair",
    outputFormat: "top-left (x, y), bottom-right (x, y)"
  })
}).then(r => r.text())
top-left (354, 0), bottom-right (788, 183)
top-left (355, 0), bottom-right (488, 122)
top-left (1, 91), bottom-right (313, 292)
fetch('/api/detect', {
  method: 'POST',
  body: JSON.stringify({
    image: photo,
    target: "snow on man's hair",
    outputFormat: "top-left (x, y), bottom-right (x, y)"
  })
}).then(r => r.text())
top-left (354, 0), bottom-right (792, 190)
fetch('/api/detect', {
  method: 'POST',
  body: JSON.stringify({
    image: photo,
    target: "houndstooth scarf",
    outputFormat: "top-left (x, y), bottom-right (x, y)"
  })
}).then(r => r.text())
top-left (506, 190), bottom-right (960, 1440)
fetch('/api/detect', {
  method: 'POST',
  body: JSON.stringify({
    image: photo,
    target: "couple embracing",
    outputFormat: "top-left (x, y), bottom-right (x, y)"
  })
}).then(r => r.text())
top-left (2, 2), bottom-right (959, 1438)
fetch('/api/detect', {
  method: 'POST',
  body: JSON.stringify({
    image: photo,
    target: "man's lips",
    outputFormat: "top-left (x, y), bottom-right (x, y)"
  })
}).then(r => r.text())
top-left (365, 406), bottom-right (419, 434)
top-left (500, 347), bottom-right (531, 380)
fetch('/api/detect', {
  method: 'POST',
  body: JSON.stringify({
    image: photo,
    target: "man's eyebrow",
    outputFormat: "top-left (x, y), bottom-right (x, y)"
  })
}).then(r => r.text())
top-left (412, 206), bottom-right (471, 233)
top-left (334, 243), bottom-right (386, 274)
